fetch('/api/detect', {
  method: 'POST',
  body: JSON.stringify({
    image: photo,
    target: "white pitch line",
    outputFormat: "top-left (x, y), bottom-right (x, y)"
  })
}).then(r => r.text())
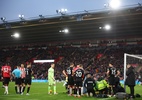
top-left (0, 93), bottom-right (40, 96)
top-left (4, 98), bottom-right (39, 100)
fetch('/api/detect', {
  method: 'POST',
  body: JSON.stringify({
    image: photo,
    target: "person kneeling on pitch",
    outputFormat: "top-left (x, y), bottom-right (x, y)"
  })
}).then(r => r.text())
top-left (84, 74), bottom-right (96, 97)
top-left (96, 76), bottom-right (108, 97)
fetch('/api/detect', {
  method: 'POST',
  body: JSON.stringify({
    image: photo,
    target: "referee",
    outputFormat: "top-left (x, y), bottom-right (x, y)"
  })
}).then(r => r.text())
top-left (12, 66), bottom-right (22, 94)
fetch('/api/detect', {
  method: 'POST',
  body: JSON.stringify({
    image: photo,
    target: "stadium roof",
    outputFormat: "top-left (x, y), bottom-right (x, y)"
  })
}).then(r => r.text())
top-left (0, 5), bottom-right (142, 46)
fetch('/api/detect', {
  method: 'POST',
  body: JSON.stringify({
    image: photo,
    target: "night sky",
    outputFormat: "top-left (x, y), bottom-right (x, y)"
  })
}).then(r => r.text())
top-left (0, 0), bottom-right (141, 21)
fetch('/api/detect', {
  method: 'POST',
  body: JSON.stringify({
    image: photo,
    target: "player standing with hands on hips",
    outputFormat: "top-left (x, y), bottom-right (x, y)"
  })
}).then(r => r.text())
top-left (107, 63), bottom-right (120, 96)
top-left (62, 63), bottom-right (74, 96)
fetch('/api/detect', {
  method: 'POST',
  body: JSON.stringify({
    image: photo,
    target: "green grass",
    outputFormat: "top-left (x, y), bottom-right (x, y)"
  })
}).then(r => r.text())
top-left (0, 82), bottom-right (142, 100)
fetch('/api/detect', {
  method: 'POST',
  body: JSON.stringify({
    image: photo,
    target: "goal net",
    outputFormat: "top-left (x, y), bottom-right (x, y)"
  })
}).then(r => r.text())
top-left (124, 53), bottom-right (142, 90)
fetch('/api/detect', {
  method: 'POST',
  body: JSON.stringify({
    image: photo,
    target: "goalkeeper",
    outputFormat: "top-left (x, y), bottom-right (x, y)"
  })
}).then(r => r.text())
top-left (48, 63), bottom-right (57, 94)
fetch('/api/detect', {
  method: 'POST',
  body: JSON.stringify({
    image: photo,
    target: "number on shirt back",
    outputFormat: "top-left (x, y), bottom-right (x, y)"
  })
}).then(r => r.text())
top-left (76, 71), bottom-right (82, 77)
top-left (111, 68), bottom-right (116, 75)
top-left (67, 69), bottom-right (71, 75)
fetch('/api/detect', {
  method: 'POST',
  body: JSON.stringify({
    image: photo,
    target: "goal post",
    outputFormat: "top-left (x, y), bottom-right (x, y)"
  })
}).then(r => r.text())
top-left (124, 53), bottom-right (127, 90)
top-left (124, 53), bottom-right (142, 90)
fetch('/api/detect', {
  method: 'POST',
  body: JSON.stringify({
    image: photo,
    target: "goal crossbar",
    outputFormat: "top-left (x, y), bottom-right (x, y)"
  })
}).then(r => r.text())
top-left (125, 53), bottom-right (142, 60)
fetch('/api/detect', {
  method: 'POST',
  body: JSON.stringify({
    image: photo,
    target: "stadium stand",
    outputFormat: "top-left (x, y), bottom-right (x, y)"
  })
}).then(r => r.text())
top-left (0, 40), bottom-right (142, 80)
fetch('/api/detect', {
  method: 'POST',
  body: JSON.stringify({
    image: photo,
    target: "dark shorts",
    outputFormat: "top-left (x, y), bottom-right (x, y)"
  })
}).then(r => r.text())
top-left (3, 77), bottom-right (10, 85)
top-left (87, 88), bottom-right (95, 95)
top-left (108, 76), bottom-right (115, 85)
top-left (25, 78), bottom-right (32, 85)
top-left (15, 78), bottom-right (21, 85)
top-left (138, 78), bottom-right (142, 82)
top-left (74, 80), bottom-right (83, 87)
top-left (68, 77), bottom-right (74, 86)
top-left (21, 78), bottom-right (25, 84)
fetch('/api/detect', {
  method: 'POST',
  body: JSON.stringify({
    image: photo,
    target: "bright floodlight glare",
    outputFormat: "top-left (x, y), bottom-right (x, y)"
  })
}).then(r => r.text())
top-left (64, 29), bottom-right (69, 33)
top-left (13, 33), bottom-right (20, 38)
top-left (99, 27), bottom-right (102, 29)
top-left (61, 8), bottom-right (67, 12)
top-left (19, 14), bottom-right (24, 18)
top-left (105, 24), bottom-right (111, 30)
top-left (64, 9), bottom-right (67, 12)
top-left (61, 9), bottom-right (65, 12)
top-left (110, 0), bottom-right (121, 9)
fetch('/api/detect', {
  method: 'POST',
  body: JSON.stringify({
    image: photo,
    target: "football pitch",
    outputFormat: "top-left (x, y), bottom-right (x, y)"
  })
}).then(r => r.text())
top-left (0, 82), bottom-right (142, 100)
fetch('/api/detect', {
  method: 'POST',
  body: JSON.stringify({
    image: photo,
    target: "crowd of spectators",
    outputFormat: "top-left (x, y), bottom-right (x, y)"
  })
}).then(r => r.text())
top-left (0, 44), bottom-right (142, 80)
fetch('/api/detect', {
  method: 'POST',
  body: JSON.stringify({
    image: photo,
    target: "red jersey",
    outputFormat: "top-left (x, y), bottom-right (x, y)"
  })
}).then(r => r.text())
top-left (1, 65), bottom-right (11, 78)
top-left (73, 67), bottom-right (79, 72)
top-left (19, 67), bottom-right (26, 78)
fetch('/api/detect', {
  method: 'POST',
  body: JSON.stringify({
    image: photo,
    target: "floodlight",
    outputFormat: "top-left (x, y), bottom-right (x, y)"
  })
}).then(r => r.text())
top-left (104, 24), bottom-right (111, 30)
top-left (109, 0), bottom-right (121, 9)
top-left (99, 27), bottom-right (102, 29)
top-left (59, 28), bottom-right (69, 33)
top-left (19, 14), bottom-right (24, 19)
top-left (64, 29), bottom-right (69, 33)
top-left (1, 17), bottom-right (6, 21)
top-left (56, 8), bottom-right (68, 14)
top-left (39, 15), bottom-right (44, 18)
top-left (11, 33), bottom-right (20, 38)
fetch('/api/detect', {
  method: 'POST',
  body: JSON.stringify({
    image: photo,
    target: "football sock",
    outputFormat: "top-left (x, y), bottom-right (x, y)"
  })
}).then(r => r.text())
top-left (74, 88), bottom-right (77, 95)
top-left (23, 87), bottom-right (25, 92)
top-left (72, 88), bottom-right (74, 94)
top-left (5, 86), bottom-right (8, 93)
top-left (17, 86), bottom-right (20, 93)
top-left (79, 88), bottom-right (81, 96)
top-left (15, 86), bottom-right (17, 93)
top-left (54, 85), bottom-right (56, 93)
top-left (48, 86), bottom-right (51, 93)
top-left (21, 87), bottom-right (23, 93)
top-left (67, 88), bottom-right (69, 94)
top-left (112, 87), bottom-right (116, 95)
top-left (19, 86), bottom-right (21, 93)
top-left (27, 87), bottom-right (30, 93)
top-left (108, 87), bottom-right (111, 95)
top-left (88, 92), bottom-right (90, 96)
top-left (69, 87), bottom-right (72, 94)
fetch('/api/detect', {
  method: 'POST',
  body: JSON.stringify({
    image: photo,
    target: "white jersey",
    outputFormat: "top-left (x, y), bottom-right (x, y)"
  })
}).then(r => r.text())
top-left (19, 67), bottom-right (26, 79)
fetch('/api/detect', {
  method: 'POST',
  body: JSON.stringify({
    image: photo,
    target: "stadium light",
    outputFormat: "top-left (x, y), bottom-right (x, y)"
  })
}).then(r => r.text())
top-left (11, 33), bottom-right (20, 38)
top-left (64, 29), bottom-right (69, 33)
top-left (104, 24), bottom-right (111, 30)
top-left (109, 0), bottom-right (121, 9)
top-left (18, 14), bottom-right (24, 20)
top-left (1, 17), bottom-right (6, 22)
top-left (59, 28), bottom-right (69, 34)
top-left (39, 15), bottom-right (46, 22)
top-left (56, 8), bottom-right (68, 15)
top-left (99, 27), bottom-right (102, 29)
top-left (39, 15), bottom-right (44, 18)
